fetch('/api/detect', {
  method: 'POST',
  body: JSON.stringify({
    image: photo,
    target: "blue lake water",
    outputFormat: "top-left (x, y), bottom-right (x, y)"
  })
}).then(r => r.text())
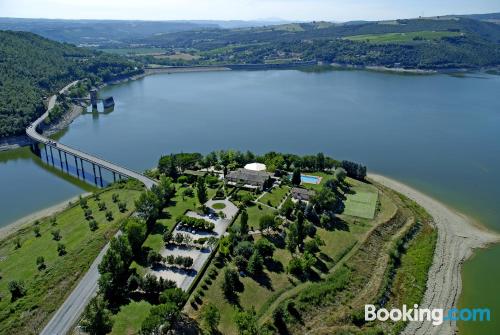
top-left (0, 69), bottom-right (499, 333)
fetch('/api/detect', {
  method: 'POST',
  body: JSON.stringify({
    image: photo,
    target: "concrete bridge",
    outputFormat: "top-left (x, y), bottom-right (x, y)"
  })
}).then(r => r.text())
top-left (26, 82), bottom-right (156, 189)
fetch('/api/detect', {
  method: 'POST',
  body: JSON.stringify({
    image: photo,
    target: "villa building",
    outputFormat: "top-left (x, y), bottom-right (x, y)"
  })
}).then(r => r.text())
top-left (291, 187), bottom-right (315, 202)
top-left (225, 168), bottom-right (273, 191)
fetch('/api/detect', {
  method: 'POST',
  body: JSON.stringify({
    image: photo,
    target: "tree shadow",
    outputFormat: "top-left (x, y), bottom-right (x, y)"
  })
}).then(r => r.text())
top-left (318, 252), bottom-right (333, 263)
top-left (251, 271), bottom-right (273, 291)
top-left (265, 258), bottom-right (284, 273)
top-left (313, 257), bottom-right (328, 274)
top-left (265, 234), bottom-right (286, 249)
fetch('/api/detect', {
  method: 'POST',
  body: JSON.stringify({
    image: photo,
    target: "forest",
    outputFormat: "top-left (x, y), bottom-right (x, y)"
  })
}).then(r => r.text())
top-left (0, 31), bottom-right (142, 138)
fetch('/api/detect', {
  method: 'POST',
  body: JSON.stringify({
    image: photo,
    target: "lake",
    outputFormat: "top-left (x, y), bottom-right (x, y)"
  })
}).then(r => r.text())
top-left (0, 69), bottom-right (499, 333)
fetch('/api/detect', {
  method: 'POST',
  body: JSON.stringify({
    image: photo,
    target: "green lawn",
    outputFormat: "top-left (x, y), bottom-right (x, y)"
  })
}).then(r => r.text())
top-left (344, 30), bottom-right (462, 44)
top-left (0, 186), bottom-right (141, 335)
top-left (212, 202), bottom-right (226, 210)
top-left (143, 184), bottom-right (201, 253)
top-left (342, 190), bottom-right (379, 219)
top-left (111, 300), bottom-right (152, 335)
top-left (259, 186), bottom-right (290, 208)
top-left (100, 47), bottom-right (168, 55)
top-left (244, 204), bottom-right (276, 231)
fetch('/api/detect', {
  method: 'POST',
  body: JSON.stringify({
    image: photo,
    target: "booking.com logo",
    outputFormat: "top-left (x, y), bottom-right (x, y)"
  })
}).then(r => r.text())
top-left (365, 304), bottom-right (491, 325)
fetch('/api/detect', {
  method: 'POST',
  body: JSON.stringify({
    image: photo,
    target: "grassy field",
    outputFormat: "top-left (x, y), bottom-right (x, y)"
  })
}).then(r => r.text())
top-left (344, 30), bottom-right (462, 43)
top-left (110, 300), bottom-right (153, 335)
top-left (259, 186), bottom-right (290, 208)
top-left (343, 190), bottom-right (379, 219)
top-left (0, 186), bottom-right (141, 335)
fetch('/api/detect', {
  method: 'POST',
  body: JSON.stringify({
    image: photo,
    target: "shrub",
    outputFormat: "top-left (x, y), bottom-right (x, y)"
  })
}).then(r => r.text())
top-left (8, 280), bottom-right (26, 301)
top-left (118, 201), bottom-right (127, 212)
top-left (84, 209), bottom-right (93, 220)
top-left (112, 193), bottom-right (119, 203)
top-left (33, 226), bottom-right (41, 237)
top-left (36, 256), bottom-right (46, 271)
top-left (88, 220), bottom-right (98, 231)
top-left (57, 243), bottom-right (67, 256)
top-left (163, 231), bottom-right (173, 243)
top-left (79, 197), bottom-right (88, 209)
top-left (51, 229), bottom-right (61, 241)
top-left (177, 215), bottom-right (214, 231)
top-left (13, 237), bottom-right (21, 249)
top-left (105, 210), bottom-right (113, 221)
top-left (182, 188), bottom-right (194, 197)
top-left (147, 250), bottom-right (164, 266)
top-left (50, 217), bottom-right (57, 226)
top-left (98, 201), bottom-right (107, 211)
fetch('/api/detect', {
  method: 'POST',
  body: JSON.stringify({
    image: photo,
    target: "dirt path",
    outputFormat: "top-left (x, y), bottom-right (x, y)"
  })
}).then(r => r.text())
top-left (368, 174), bottom-right (499, 335)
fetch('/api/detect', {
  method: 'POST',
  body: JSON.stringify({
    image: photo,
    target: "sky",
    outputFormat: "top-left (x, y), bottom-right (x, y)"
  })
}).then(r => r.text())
top-left (0, 0), bottom-right (499, 22)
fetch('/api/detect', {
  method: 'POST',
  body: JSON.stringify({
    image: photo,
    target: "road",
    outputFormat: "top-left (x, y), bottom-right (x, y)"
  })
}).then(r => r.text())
top-left (39, 236), bottom-right (115, 335)
top-left (32, 82), bottom-right (156, 334)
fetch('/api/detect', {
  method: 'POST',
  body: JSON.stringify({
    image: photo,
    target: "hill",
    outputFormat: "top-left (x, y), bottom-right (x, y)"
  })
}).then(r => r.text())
top-left (126, 17), bottom-right (500, 70)
top-left (0, 30), bottom-right (141, 138)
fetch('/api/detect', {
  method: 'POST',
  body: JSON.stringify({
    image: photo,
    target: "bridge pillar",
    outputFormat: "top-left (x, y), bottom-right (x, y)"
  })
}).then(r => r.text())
top-left (58, 150), bottom-right (63, 170)
top-left (113, 172), bottom-right (116, 183)
top-left (43, 145), bottom-right (48, 161)
top-left (92, 164), bottom-right (98, 185)
top-left (64, 152), bottom-right (69, 171)
top-left (90, 88), bottom-right (98, 110)
top-left (49, 146), bottom-right (55, 166)
top-left (80, 158), bottom-right (86, 180)
top-left (74, 156), bottom-right (80, 177)
top-left (98, 166), bottom-right (103, 187)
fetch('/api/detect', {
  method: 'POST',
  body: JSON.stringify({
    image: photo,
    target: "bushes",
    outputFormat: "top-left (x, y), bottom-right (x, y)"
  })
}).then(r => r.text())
top-left (165, 255), bottom-right (194, 269)
top-left (8, 280), bottom-right (26, 301)
top-left (177, 215), bottom-right (214, 231)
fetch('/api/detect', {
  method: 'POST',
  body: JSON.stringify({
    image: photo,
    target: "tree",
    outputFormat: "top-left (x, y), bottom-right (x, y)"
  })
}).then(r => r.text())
top-left (140, 302), bottom-right (179, 334)
top-left (135, 190), bottom-right (161, 222)
top-left (89, 220), bottom-right (98, 231)
top-left (127, 274), bottom-right (141, 291)
top-left (202, 303), bottom-right (221, 334)
top-left (254, 238), bottom-right (275, 258)
top-left (235, 307), bottom-right (259, 335)
top-left (304, 203), bottom-right (319, 224)
top-left (8, 280), bottom-right (26, 301)
top-left (57, 243), bottom-right (67, 256)
top-left (36, 256), bottom-right (46, 271)
top-left (259, 214), bottom-right (277, 233)
top-left (240, 209), bottom-right (249, 236)
top-left (51, 229), bottom-right (61, 241)
top-left (80, 295), bottom-right (113, 335)
top-left (33, 226), bottom-right (41, 237)
top-left (291, 168), bottom-right (301, 186)
top-left (234, 241), bottom-right (254, 259)
top-left (286, 223), bottom-right (299, 254)
top-left (280, 197), bottom-right (294, 219)
top-left (98, 201), bottom-right (107, 211)
top-left (159, 287), bottom-right (188, 308)
top-left (125, 219), bottom-right (147, 258)
top-left (153, 175), bottom-right (176, 207)
top-left (118, 201), bottom-right (127, 213)
top-left (334, 167), bottom-right (347, 183)
top-left (247, 251), bottom-right (264, 276)
top-left (316, 152), bottom-right (325, 171)
top-left (221, 268), bottom-right (240, 301)
top-left (105, 210), bottom-right (113, 221)
top-left (197, 176), bottom-right (208, 205)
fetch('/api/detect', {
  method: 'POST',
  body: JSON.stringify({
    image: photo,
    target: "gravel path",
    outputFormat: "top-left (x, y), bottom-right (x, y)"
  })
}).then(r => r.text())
top-left (369, 174), bottom-right (499, 335)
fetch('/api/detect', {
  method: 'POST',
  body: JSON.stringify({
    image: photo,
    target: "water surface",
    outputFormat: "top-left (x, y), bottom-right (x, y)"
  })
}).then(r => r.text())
top-left (0, 69), bottom-right (499, 333)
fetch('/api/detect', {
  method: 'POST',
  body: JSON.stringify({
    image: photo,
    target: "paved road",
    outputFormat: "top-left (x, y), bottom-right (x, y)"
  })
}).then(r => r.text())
top-left (33, 83), bottom-right (156, 334)
top-left (40, 235), bottom-right (115, 335)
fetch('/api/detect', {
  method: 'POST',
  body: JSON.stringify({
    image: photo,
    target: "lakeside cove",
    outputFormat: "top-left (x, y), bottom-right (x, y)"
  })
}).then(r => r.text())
top-left (0, 68), bottom-right (500, 334)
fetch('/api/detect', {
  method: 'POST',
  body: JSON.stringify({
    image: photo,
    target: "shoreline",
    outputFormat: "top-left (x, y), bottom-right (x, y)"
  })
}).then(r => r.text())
top-left (368, 173), bottom-right (499, 335)
top-left (0, 193), bottom-right (91, 241)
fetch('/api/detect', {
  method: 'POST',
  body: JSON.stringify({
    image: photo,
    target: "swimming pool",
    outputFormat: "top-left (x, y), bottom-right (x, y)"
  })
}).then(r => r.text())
top-left (301, 175), bottom-right (321, 184)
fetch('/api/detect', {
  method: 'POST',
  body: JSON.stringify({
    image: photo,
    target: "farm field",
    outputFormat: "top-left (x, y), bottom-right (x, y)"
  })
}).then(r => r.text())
top-left (344, 30), bottom-right (462, 43)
